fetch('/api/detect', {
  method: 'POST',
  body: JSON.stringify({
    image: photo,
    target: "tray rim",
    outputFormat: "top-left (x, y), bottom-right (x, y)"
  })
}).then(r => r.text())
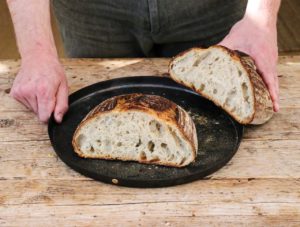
top-left (48, 76), bottom-right (244, 188)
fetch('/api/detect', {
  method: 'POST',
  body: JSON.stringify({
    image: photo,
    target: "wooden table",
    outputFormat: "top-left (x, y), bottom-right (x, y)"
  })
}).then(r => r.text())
top-left (0, 57), bottom-right (299, 226)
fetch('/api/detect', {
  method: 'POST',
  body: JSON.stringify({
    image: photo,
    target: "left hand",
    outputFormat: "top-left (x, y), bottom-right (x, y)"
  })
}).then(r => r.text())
top-left (219, 16), bottom-right (279, 112)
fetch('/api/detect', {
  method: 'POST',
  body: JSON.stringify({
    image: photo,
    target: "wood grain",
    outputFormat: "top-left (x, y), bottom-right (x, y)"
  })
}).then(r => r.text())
top-left (0, 139), bottom-right (299, 180)
top-left (1, 179), bottom-right (300, 226)
top-left (0, 57), bottom-right (299, 226)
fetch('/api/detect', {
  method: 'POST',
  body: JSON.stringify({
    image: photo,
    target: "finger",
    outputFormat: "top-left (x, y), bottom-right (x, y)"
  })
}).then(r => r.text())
top-left (218, 39), bottom-right (238, 50)
top-left (250, 52), bottom-right (279, 111)
top-left (54, 82), bottom-right (69, 123)
top-left (24, 95), bottom-right (38, 114)
top-left (218, 40), bottom-right (230, 48)
top-left (263, 74), bottom-right (279, 112)
top-left (37, 93), bottom-right (56, 123)
top-left (10, 91), bottom-right (33, 111)
top-left (258, 66), bottom-right (279, 112)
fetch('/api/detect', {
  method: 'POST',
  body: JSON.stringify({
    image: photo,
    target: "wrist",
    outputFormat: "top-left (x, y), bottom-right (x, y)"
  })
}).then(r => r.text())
top-left (21, 45), bottom-right (58, 62)
top-left (242, 12), bottom-right (277, 31)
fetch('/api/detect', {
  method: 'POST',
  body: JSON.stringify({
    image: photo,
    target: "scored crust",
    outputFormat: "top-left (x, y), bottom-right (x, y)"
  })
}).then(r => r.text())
top-left (168, 45), bottom-right (274, 125)
top-left (72, 93), bottom-right (198, 167)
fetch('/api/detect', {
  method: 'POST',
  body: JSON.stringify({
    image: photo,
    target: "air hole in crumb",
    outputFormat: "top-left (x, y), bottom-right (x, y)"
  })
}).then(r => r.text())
top-left (76, 134), bottom-right (87, 147)
top-left (117, 142), bottom-right (122, 147)
top-left (169, 127), bottom-right (181, 146)
top-left (238, 70), bottom-right (242, 77)
top-left (126, 131), bottom-right (129, 134)
top-left (140, 151), bottom-right (147, 160)
top-left (192, 58), bottom-right (201, 67)
top-left (135, 139), bottom-right (142, 147)
top-left (96, 139), bottom-right (101, 146)
top-left (242, 83), bottom-right (249, 103)
top-left (156, 123), bottom-right (161, 132)
top-left (161, 143), bottom-right (167, 148)
top-left (148, 141), bottom-right (155, 152)
top-left (224, 97), bottom-right (230, 107)
top-left (90, 146), bottom-right (95, 152)
top-left (199, 84), bottom-right (205, 91)
top-left (214, 57), bottom-right (219, 61)
top-left (213, 88), bottom-right (217, 94)
top-left (179, 158), bottom-right (186, 165)
top-left (245, 95), bottom-right (250, 104)
top-left (149, 120), bottom-right (161, 133)
top-left (169, 154), bottom-right (175, 161)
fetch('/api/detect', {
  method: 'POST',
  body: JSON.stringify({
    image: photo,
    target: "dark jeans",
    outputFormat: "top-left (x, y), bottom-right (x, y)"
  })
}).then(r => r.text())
top-left (52, 0), bottom-right (247, 58)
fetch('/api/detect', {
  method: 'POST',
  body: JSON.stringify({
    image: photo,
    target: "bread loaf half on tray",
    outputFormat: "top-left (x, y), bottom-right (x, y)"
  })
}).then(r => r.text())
top-left (72, 94), bottom-right (198, 167)
top-left (168, 45), bottom-right (274, 125)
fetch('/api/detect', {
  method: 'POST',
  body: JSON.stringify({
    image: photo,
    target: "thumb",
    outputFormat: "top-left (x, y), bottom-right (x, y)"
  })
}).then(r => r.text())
top-left (54, 82), bottom-right (69, 123)
top-left (218, 36), bottom-right (231, 47)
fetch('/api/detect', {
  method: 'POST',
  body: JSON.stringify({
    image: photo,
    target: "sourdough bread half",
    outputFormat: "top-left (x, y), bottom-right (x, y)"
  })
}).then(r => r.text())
top-left (168, 45), bottom-right (274, 125)
top-left (72, 94), bottom-right (198, 167)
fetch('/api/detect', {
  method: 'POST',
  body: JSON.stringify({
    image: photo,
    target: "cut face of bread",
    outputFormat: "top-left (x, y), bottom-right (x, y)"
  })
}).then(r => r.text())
top-left (72, 94), bottom-right (198, 167)
top-left (169, 45), bottom-right (273, 124)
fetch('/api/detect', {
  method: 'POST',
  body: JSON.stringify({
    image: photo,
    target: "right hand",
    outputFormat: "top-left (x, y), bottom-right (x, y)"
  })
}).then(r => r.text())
top-left (10, 52), bottom-right (69, 123)
top-left (219, 16), bottom-right (279, 112)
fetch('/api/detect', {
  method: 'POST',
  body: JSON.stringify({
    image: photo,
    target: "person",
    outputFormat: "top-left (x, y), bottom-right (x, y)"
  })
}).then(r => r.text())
top-left (7, 0), bottom-right (281, 123)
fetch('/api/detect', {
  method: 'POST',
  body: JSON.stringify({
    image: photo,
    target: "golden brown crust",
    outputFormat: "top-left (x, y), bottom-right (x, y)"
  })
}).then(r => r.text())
top-left (168, 45), bottom-right (274, 125)
top-left (72, 94), bottom-right (198, 167)
top-left (239, 56), bottom-right (274, 124)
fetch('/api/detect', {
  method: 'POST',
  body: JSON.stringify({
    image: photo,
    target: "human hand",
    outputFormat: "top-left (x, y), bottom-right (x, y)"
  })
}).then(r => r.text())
top-left (219, 15), bottom-right (279, 112)
top-left (10, 52), bottom-right (69, 123)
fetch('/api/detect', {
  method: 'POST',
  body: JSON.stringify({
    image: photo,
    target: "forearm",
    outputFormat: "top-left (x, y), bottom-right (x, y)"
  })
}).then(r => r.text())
top-left (7, 0), bottom-right (57, 59)
top-left (245, 0), bottom-right (281, 26)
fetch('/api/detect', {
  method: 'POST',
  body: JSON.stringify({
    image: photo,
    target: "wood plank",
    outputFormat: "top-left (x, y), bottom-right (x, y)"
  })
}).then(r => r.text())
top-left (0, 58), bottom-right (299, 180)
top-left (243, 107), bottom-right (300, 140)
top-left (0, 57), bottom-right (299, 226)
top-left (0, 139), bottom-right (299, 180)
top-left (213, 139), bottom-right (300, 178)
top-left (0, 106), bottom-right (299, 142)
top-left (1, 205), bottom-right (299, 227)
top-left (0, 214), bottom-right (299, 227)
top-left (1, 57), bottom-right (300, 111)
top-left (0, 111), bottom-right (48, 142)
top-left (0, 179), bottom-right (299, 226)
top-left (1, 179), bottom-right (299, 205)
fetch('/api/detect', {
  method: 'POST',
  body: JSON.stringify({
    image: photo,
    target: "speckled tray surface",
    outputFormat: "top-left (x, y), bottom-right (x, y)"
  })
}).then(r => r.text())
top-left (48, 76), bottom-right (243, 187)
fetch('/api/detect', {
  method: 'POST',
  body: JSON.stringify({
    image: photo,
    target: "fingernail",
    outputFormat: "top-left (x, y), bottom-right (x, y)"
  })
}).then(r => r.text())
top-left (56, 114), bottom-right (62, 123)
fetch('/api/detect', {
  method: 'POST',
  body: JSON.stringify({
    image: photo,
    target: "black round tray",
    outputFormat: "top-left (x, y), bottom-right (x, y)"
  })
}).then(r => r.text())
top-left (48, 76), bottom-right (243, 187)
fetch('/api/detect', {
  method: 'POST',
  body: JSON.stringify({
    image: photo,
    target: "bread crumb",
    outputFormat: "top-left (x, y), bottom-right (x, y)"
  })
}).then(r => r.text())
top-left (112, 179), bottom-right (118, 184)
